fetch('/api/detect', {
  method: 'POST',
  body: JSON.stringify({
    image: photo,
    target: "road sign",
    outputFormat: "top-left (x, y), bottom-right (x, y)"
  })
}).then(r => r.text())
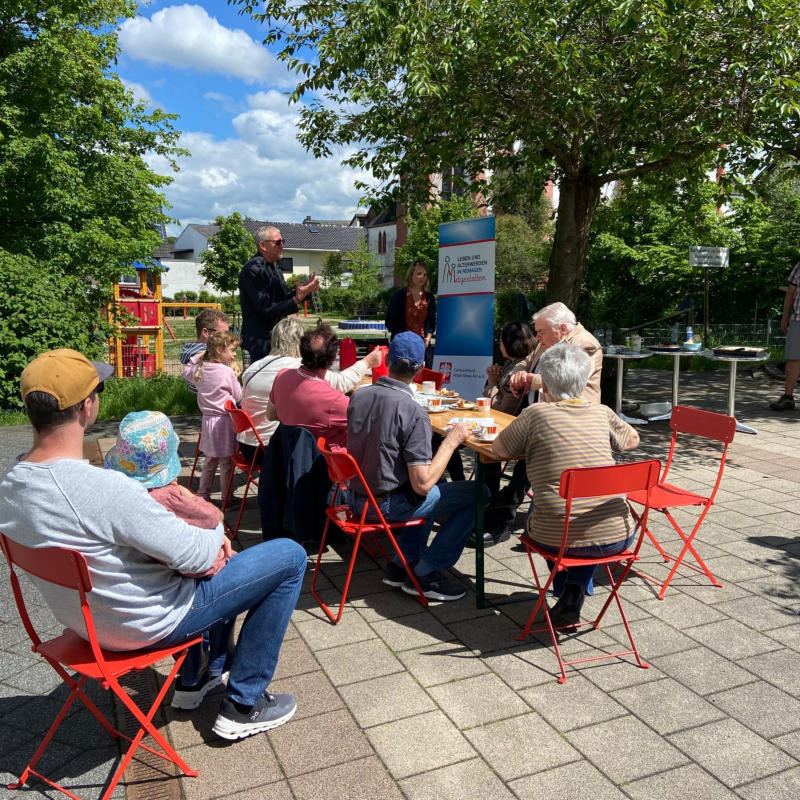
top-left (689, 246), bottom-right (729, 268)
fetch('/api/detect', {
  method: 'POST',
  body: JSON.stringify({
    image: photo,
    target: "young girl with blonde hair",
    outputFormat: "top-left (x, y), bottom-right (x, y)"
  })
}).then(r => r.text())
top-left (183, 330), bottom-right (242, 501)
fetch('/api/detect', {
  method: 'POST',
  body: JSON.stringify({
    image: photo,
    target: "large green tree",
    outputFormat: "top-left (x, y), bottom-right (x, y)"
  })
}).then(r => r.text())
top-left (238, 0), bottom-right (800, 309)
top-left (200, 212), bottom-right (254, 301)
top-left (0, 0), bottom-right (181, 407)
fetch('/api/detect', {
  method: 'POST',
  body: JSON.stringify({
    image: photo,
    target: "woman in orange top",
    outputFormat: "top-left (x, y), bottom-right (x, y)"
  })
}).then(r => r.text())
top-left (385, 260), bottom-right (436, 367)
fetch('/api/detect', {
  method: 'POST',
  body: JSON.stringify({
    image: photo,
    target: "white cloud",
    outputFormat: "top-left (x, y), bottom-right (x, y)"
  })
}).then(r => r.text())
top-left (120, 78), bottom-right (153, 106)
top-left (119, 4), bottom-right (292, 86)
top-left (203, 91), bottom-right (240, 113)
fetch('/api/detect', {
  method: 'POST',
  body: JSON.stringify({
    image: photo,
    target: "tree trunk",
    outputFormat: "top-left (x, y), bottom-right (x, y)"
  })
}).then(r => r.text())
top-left (545, 175), bottom-right (602, 310)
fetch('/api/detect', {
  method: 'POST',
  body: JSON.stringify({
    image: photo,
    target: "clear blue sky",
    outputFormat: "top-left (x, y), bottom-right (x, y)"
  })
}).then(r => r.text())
top-left (116, 2), bottom-right (367, 234)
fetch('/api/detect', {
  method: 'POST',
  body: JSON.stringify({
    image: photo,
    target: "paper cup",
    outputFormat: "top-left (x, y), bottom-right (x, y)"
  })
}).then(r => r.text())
top-left (476, 396), bottom-right (491, 411)
top-left (422, 380), bottom-right (436, 394)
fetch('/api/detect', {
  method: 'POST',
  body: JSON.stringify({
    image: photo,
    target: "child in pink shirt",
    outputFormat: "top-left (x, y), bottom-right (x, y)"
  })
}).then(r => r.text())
top-left (183, 331), bottom-right (242, 501)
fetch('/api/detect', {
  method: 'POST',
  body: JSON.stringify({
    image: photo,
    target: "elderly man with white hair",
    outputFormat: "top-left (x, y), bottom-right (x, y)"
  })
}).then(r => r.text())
top-left (474, 302), bottom-right (603, 547)
top-left (239, 225), bottom-right (320, 362)
top-left (491, 343), bottom-right (639, 624)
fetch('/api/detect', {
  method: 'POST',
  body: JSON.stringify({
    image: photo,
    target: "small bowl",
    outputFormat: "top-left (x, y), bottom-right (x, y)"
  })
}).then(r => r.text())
top-left (681, 341), bottom-right (703, 352)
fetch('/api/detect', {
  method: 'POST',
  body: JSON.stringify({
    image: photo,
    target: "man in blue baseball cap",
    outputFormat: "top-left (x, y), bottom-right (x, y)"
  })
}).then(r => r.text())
top-left (346, 332), bottom-right (485, 602)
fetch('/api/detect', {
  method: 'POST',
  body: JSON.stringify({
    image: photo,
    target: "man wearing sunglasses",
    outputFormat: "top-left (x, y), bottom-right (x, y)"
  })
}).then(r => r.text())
top-left (239, 225), bottom-right (320, 362)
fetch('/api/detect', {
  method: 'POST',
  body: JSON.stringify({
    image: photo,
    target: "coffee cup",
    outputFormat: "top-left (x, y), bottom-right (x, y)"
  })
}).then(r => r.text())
top-left (429, 396), bottom-right (442, 409)
top-left (481, 422), bottom-right (497, 436)
top-left (422, 380), bottom-right (436, 394)
top-left (476, 396), bottom-right (491, 411)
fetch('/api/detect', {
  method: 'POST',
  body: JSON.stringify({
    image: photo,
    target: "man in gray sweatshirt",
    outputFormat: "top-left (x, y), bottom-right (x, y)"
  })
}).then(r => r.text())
top-left (0, 349), bottom-right (306, 740)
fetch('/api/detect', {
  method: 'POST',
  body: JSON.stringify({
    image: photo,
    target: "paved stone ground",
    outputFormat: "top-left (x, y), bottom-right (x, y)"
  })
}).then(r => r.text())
top-left (1, 367), bottom-right (799, 799)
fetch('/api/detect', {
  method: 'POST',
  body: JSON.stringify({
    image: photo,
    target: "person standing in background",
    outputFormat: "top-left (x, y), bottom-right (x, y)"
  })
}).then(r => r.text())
top-left (769, 261), bottom-right (800, 411)
top-left (385, 260), bottom-right (436, 368)
top-left (239, 226), bottom-right (319, 362)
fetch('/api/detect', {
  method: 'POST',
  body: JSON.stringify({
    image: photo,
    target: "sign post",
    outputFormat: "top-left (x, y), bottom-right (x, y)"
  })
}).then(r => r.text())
top-left (689, 246), bottom-right (729, 346)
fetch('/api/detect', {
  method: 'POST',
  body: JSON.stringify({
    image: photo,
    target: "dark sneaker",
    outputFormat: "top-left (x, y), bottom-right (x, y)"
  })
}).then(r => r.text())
top-left (402, 571), bottom-right (466, 602)
top-left (171, 669), bottom-right (227, 710)
top-left (383, 560), bottom-right (417, 587)
top-left (769, 394), bottom-right (795, 410)
top-left (212, 692), bottom-right (297, 740)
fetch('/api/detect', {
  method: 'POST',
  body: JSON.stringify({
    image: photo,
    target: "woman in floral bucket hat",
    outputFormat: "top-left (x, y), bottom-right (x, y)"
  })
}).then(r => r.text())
top-left (105, 410), bottom-right (235, 709)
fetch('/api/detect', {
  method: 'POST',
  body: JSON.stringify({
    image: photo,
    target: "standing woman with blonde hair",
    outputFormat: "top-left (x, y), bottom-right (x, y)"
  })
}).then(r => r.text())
top-left (385, 259), bottom-right (436, 367)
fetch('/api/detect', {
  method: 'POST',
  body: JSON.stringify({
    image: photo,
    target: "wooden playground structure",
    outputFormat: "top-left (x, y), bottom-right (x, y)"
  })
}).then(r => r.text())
top-left (107, 264), bottom-right (221, 379)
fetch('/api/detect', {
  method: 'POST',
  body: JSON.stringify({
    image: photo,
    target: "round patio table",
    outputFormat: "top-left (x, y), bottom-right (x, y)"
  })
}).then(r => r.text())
top-left (700, 349), bottom-right (770, 435)
top-left (643, 348), bottom-right (703, 421)
top-left (601, 348), bottom-right (653, 425)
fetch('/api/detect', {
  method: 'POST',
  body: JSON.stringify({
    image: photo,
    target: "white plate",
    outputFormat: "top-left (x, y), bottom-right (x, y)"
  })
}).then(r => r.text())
top-left (473, 433), bottom-right (498, 443)
top-left (427, 406), bottom-right (448, 413)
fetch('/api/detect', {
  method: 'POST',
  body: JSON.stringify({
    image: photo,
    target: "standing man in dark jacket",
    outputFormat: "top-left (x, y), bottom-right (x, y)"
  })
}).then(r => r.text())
top-left (238, 226), bottom-right (320, 362)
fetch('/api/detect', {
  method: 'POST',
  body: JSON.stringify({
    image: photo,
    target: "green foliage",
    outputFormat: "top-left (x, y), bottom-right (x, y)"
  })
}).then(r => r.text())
top-left (0, 0), bottom-right (182, 408)
top-left (199, 212), bottom-right (253, 296)
top-left (582, 167), bottom-right (800, 326)
top-left (98, 375), bottom-right (199, 420)
top-left (494, 214), bottom-right (550, 294)
top-left (0, 252), bottom-right (110, 409)
top-left (395, 196), bottom-right (478, 293)
top-left (319, 237), bottom-right (382, 315)
top-left (237, 0), bottom-right (800, 308)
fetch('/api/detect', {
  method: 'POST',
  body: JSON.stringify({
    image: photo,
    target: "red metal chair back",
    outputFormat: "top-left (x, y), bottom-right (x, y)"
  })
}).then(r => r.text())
top-left (223, 399), bottom-right (265, 536)
top-left (561, 459), bottom-right (662, 502)
top-left (0, 532), bottom-right (201, 799)
top-left (414, 367), bottom-right (447, 390)
top-left (670, 404), bottom-right (737, 443)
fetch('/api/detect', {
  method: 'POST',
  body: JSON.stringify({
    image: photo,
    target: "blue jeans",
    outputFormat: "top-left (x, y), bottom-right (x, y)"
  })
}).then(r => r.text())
top-left (157, 538), bottom-right (306, 706)
top-left (351, 480), bottom-right (488, 574)
top-left (539, 535), bottom-right (635, 595)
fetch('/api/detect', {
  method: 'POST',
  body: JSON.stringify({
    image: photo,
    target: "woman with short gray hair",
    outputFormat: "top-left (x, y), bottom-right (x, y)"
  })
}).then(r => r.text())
top-left (491, 342), bottom-right (640, 624)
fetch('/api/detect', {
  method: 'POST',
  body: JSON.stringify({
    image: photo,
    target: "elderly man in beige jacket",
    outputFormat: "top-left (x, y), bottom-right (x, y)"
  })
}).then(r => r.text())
top-left (474, 302), bottom-right (603, 548)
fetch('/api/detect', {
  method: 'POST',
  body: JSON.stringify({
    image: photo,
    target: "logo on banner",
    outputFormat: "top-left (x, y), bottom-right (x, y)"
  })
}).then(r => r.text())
top-left (440, 254), bottom-right (490, 288)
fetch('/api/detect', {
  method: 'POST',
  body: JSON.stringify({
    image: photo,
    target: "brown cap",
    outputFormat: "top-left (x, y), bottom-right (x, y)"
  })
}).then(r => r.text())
top-left (21, 349), bottom-right (115, 410)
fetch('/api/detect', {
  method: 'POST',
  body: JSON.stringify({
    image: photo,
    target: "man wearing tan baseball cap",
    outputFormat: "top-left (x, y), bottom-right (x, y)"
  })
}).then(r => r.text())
top-left (1, 348), bottom-right (306, 740)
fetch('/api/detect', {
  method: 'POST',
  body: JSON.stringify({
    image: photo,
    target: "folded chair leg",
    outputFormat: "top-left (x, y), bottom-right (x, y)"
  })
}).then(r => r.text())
top-left (597, 563), bottom-right (649, 670)
top-left (383, 526), bottom-right (428, 608)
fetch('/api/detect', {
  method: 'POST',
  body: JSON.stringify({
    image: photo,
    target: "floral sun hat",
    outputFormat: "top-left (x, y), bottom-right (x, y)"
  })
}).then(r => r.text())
top-left (104, 410), bottom-right (181, 489)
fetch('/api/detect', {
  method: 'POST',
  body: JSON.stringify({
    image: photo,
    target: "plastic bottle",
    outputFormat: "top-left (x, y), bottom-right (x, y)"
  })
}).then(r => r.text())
top-left (605, 327), bottom-right (613, 346)
top-left (671, 323), bottom-right (679, 344)
top-left (685, 325), bottom-right (693, 342)
top-left (594, 328), bottom-right (605, 346)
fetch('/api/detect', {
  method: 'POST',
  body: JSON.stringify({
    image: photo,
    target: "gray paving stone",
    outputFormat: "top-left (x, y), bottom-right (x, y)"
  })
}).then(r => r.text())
top-left (771, 732), bottom-right (800, 760)
top-left (268, 708), bottom-right (374, 778)
top-left (621, 763), bottom-right (739, 799)
top-left (365, 710), bottom-right (475, 779)
top-left (708, 681), bottom-right (800, 739)
top-left (400, 757), bottom-right (516, 800)
top-left (289, 755), bottom-right (405, 800)
top-left (465, 712), bottom-right (579, 781)
top-left (736, 767), bottom-right (800, 800)
top-left (508, 759), bottom-right (627, 799)
top-left (271, 633), bottom-right (321, 681)
top-left (396, 641), bottom-right (489, 687)
top-left (520, 674), bottom-right (627, 732)
top-left (604, 616), bottom-right (698, 659)
top-left (371, 611), bottom-right (455, 651)
top-left (638, 594), bottom-right (726, 628)
top-left (269, 668), bottom-right (344, 721)
top-left (480, 643), bottom-right (569, 689)
top-left (686, 618), bottom-right (783, 660)
top-left (611, 676), bottom-right (725, 735)
top-left (294, 609), bottom-right (376, 650)
top-left (702, 554), bottom-right (777, 583)
top-left (668, 718), bottom-right (796, 787)
top-left (428, 672), bottom-right (530, 729)
top-left (448, 611), bottom-right (527, 653)
top-left (714, 595), bottom-right (798, 631)
top-left (314, 637), bottom-right (404, 686)
top-left (738, 649), bottom-right (800, 695)
top-left (338, 671), bottom-right (435, 728)
top-left (567, 715), bottom-right (688, 783)
top-left (651, 646), bottom-right (756, 695)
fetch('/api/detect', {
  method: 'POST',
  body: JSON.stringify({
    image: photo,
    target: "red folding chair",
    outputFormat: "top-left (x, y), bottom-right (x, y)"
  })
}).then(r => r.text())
top-left (516, 459), bottom-right (661, 683)
top-left (0, 532), bottom-right (202, 800)
top-left (311, 437), bottom-right (429, 623)
top-left (414, 367), bottom-right (447, 390)
top-left (627, 405), bottom-right (736, 599)
top-left (222, 399), bottom-right (265, 538)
